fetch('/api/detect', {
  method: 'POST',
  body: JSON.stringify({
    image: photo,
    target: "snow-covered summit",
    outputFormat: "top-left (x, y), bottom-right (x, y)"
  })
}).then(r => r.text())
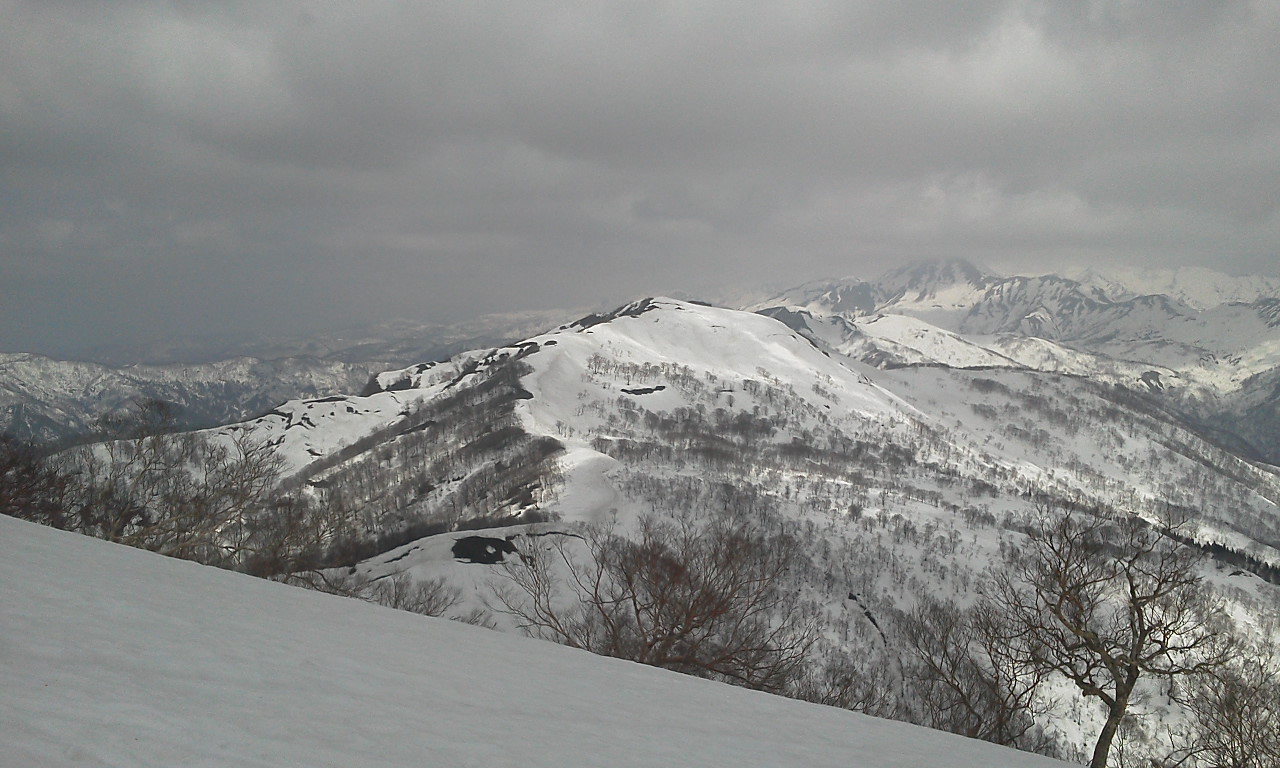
top-left (749, 259), bottom-right (997, 320)
top-left (527, 297), bottom-right (909, 421)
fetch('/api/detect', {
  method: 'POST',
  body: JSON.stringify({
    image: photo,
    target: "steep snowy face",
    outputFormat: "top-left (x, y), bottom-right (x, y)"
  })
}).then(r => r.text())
top-left (759, 305), bottom-right (1189, 396)
top-left (955, 275), bottom-right (1155, 340)
top-left (753, 261), bottom-right (1280, 463)
top-left (871, 258), bottom-right (995, 314)
top-left (954, 282), bottom-right (1280, 380)
top-left (518, 298), bottom-right (912, 434)
top-left (491, 299), bottom-right (922, 525)
top-left (751, 259), bottom-right (996, 324)
top-left (755, 262), bottom-right (1280, 381)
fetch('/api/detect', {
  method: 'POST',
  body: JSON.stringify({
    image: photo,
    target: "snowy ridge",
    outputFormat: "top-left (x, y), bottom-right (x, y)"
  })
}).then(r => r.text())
top-left (1, 515), bottom-right (1070, 768)
top-left (748, 259), bottom-right (1280, 464)
top-left (191, 296), bottom-right (1280, 564)
top-left (1066, 265), bottom-right (1280, 310)
top-left (524, 297), bottom-right (912, 421)
top-left (0, 352), bottom-right (383, 444)
top-left (0, 307), bottom-right (575, 445)
top-left (233, 389), bottom-right (435, 475)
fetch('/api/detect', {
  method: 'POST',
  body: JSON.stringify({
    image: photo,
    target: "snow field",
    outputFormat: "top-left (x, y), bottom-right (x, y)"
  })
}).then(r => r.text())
top-left (1, 515), bottom-right (1070, 768)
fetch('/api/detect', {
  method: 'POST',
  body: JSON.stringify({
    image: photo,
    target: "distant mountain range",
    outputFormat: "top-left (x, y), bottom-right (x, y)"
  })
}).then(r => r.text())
top-left (7, 261), bottom-right (1279, 464)
top-left (0, 309), bottom-right (572, 444)
top-left (753, 260), bottom-right (1280, 463)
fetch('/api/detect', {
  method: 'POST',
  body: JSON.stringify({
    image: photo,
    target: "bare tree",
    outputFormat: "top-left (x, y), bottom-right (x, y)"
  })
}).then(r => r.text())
top-left (991, 505), bottom-right (1231, 768)
top-left (493, 509), bottom-right (816, 693)
top-left (900, 595), bottom-right (1053, 752)
top-left (367, 573), bottom-right (462, 617)
top-left (0, 434), bottom-right (73, 527)
top-left (1171, 644), bottom-right (1280, 768)
top-left (284, 568), bottom-right (483, 624)
top-left (18, 400), bottom-right (286, 567)
top-left (796, 653), bottom-right (902, 719)
top-left (65, 427), bottom-right (284, 565)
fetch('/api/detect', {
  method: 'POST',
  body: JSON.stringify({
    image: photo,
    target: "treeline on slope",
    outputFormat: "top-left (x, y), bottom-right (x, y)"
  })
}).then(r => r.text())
top-left (493, 496), bottom-right (815, 694)
top-left (509, 354), bottom-right (1280, 765)
top-left (275, 358), bottom-right (564, 568)
top-left (958, 371), bottom-right (1280, 566)
top-left (490, 468), bottom-right (1279, 768)
top-left (1, 403), bottom-right (286, 570)
top-left (0, 356), bottom-right (566, 577)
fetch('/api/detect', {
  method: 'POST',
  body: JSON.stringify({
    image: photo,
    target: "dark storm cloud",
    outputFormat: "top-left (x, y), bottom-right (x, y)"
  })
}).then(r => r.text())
top-left (2, 0), bottom-right (1278, 358)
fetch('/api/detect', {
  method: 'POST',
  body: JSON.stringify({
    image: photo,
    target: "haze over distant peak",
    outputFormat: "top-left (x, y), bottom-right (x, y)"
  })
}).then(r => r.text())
top-left (1059, 265), bottom-right (1280, 311)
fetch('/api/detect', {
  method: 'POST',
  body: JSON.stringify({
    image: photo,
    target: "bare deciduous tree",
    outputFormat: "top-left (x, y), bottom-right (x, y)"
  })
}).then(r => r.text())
top-left (900, 595), bottom-right (1053, 753)
top-left (367, 573), bottom-right (463, 617)
top-left (1171, 644), bottom-right (1280, 768)
top-left (991, 505), bottom-right (1231, 768)
top-left (796, 654), bottom-right (902, 719)
top-left (66, 427), bottom-right (284, 566)
top-left (493, 509), bottom-right (816, 693)
top-left (0, 434), bottom-right (73, 527)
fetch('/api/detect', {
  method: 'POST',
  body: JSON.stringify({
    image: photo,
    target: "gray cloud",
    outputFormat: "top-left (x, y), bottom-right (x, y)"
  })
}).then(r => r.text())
top-left (2, 0), bottom-right (1278, 359)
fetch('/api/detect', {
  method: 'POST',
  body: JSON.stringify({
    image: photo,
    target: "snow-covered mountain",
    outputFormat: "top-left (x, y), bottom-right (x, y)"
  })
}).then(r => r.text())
top-left (0, 310), bottom-right (571, 444)
top-left (17, 292), bottom-right (1280, 763)
top-left (751, 259), bottom-right (1280, 463)
top-left (1066, 265), bottom-right (1280, 310)
top-left (746, 260), bottom-right (997, 329)
top-left (1, 515), bottom-right (1070, 768)
top-left (221, 297), bottom-right (1280, 570)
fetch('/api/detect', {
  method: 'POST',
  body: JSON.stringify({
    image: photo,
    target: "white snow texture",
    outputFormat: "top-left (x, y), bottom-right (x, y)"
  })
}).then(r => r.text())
top-left (0, 515), bottom-right (1068, 768)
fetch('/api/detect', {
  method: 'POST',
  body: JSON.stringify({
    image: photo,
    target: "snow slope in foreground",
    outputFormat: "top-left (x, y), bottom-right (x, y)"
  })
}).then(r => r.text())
top-left (0, 516), bottom-right (1068, 768)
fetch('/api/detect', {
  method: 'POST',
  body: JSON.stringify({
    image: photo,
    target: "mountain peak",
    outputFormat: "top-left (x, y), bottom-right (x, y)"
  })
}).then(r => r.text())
top-left (873, 259), bottom-right (996, 304)
top-left (747, 278), bottom-right (877, 316)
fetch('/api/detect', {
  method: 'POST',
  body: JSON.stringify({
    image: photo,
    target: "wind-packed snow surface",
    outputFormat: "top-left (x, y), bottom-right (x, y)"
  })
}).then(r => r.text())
top-left (0, 516), bottom-right (1069, 768)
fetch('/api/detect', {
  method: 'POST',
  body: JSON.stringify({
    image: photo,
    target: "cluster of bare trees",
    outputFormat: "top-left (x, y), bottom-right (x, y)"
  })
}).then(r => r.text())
top-left (487, 492), bottom-right (1273, 768)
top-left (1173, 646), bottom-right (1280, 768)
top-left (0, 433), bottom-right (70, 524)
top-left (74, 428), bottom-right (283, 565)
top-left (993, 507), bottom-right (1232, 768)
top-left (2, 401), bottom-right (287, 569)
top-left (287, 569), bottom-right (473, 619)
top-left (492, 509), bottom-right (816, 694)
top-left (898, 502), bottom-right (1261, 768)
top-left (900, 595), bottom-right (1052, 752)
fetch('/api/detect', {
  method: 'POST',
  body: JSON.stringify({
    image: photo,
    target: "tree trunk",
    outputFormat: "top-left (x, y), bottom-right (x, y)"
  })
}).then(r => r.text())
top-left (1090, 695), bottom-right (1129, 768)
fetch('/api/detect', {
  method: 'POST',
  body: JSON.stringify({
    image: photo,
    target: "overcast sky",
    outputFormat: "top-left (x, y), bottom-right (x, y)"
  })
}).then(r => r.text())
top-left (3, 1), bottom-right (1279, 359)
